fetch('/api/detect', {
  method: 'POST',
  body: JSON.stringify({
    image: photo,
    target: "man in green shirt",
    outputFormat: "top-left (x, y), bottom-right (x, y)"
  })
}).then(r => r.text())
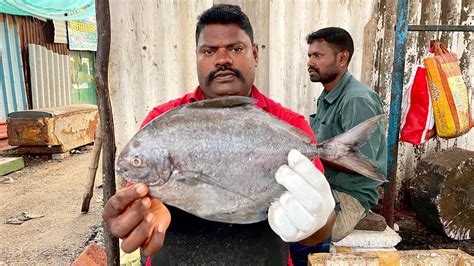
top-left (306, 27), bottom-right (387, 242)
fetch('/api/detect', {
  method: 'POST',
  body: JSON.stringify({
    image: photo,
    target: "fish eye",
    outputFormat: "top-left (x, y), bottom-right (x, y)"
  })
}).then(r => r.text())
top-left (132, 157), bottom-right (142, 167)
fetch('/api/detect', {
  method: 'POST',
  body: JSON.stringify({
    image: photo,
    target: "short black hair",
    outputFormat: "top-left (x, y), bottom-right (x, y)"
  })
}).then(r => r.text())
top-left (306, 27), bottom-right (354, 63)
top-left (195, 4), bottom-right (254, 45)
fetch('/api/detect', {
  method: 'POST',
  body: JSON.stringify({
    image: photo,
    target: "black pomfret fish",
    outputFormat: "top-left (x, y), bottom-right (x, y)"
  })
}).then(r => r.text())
top-left (116, 96), bottom-right (384, 224)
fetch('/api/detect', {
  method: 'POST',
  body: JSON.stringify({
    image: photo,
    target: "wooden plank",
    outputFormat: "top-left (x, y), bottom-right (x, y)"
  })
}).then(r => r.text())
top-left (8, 104), bottom-right (97, 118)
top-left (18, 145), bottom-right (66, 154)
top-left (309, 249), bottom-right (473, 266)
top-left (0, 157), bottom-right (24, 176)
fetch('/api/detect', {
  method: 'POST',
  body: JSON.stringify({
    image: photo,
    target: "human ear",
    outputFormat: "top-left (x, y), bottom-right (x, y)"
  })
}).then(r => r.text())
top-left (253, 43), bottom-right (259, 64)
top-left (339, 50), bottom-right (349, 65)
top-left (336, 50), bottom-right (349, 68)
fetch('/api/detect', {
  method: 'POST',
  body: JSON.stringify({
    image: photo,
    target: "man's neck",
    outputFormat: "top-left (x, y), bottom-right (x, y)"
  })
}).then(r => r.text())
top-left (323, 70), bottom-right (347, 92)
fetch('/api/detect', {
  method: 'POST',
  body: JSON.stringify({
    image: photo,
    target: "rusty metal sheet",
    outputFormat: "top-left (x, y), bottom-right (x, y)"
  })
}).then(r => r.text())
top-left (7, 117), bottom-right (53, 146)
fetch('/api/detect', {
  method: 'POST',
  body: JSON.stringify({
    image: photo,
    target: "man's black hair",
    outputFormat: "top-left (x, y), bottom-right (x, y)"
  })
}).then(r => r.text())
top-left (195, 4), bottom-right (254, 45)
top-left (306, 27), bottom-right (354, 63)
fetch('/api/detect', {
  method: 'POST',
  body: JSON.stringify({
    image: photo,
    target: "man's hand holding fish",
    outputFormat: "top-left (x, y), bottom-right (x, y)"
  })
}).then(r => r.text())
top-left (268, 149), bottom-right (335, 242)
top-left (102, 183), bottom-right (171, 257)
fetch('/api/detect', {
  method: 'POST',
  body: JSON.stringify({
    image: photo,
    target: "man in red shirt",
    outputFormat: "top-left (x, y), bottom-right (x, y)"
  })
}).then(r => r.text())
top-left (103, 4), bottom-right (335, 265)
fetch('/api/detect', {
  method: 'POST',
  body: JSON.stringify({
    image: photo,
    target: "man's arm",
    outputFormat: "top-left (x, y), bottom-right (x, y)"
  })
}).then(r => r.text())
top-left (299, 211), bottom-right (336, 245)
top-left (341, 97), bottom-right (384, 164)
top-left (327, 96), bottom-right (385, 175)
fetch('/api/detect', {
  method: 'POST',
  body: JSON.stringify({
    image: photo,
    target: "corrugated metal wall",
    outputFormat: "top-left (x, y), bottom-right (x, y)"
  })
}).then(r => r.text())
top-left (109, 0), bottom-right (379, 146)
top-left (53, 20), bottom-right (68, 44)
top-left (14, 15), bottom-right (69, 109)
top-left (108, 0), bottom-right (473, 206)
top-left (0, 14), bottom-right (27, 120)
top-left (28, 44), bottom-right (71, 109)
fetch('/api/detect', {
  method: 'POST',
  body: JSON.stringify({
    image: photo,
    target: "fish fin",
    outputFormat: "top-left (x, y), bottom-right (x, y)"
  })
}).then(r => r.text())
top-left (173, 170), bottom-right (257, 202)
top-left (185, 96), bottom-right (255, 109)
top-left (314, 115), bottom-right (386, 181)
top-left (172, 170), bottom-right (207, 186)
top-left (246, 107), bottom-right (313, 144)
top-left (142, 97), bottom-right (256, 127)
top-left (330, 151), bottom-right (385, 181)
top-left (280, 123), bottom-right (313, 144)
top-left (332, 115), bottom-right (384, 150)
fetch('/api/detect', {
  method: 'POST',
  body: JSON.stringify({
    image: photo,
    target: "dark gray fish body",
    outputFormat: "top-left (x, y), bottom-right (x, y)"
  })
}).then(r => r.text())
top-left (116, 96), bottom-right (384, 224)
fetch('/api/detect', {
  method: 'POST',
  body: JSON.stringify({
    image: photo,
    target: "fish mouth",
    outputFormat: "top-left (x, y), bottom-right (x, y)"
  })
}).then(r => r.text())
top-left (149, 178), bottom-right (166, 186)
top-left (115, 165), bottom-right (161, 186)
top-left (148, 170), bottom-right (173, 187)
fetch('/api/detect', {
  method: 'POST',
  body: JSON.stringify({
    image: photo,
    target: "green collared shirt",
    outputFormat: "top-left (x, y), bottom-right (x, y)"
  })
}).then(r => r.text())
top-left (309, 71), bottom-right (387, 212)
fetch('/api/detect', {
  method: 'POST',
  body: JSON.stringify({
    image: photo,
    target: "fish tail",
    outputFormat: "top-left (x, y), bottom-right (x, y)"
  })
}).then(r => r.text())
top-left (308, 115), bottom-right (386, 182)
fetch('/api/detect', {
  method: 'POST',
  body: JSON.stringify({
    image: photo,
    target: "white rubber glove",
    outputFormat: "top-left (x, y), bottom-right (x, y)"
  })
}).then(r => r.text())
top-left (268, 149), bottom-right (335, 242)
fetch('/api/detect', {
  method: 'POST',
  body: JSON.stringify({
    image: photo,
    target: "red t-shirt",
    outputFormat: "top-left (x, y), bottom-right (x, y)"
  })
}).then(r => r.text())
top-left (142, 85), bottom-right (323, 266)
top-left (141, 85), bottom-right (324, 173)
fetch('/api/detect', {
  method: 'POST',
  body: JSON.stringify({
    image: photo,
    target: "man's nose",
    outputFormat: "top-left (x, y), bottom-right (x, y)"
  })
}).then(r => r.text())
top-left (215, 49), bottom-right (233, 66)
top-left (307, 57), bottom-right (315, 68)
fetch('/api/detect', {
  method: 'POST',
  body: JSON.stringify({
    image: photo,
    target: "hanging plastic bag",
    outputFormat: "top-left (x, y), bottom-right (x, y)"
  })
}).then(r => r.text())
top-left (400, 65), bottom-right (435, 145)
top-left (423, 41), bottom-right (472, 138)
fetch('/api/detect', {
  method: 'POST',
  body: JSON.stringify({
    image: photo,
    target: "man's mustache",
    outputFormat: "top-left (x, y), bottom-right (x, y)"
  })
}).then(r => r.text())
top-left (206, 65), bottom-right (245, 86)
top-left (308, 67), bottom-right (319, 74)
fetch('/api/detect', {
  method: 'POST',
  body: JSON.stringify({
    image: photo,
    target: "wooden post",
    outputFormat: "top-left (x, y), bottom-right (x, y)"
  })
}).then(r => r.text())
top-left (95, 0), bottom-right (119, 264)
top-left (81, 126), bottom-right (102, 213)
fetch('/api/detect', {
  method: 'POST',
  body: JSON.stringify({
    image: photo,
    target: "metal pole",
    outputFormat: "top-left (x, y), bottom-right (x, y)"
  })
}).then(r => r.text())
top-left (383, 0), bottom-right (408, 228)
top-left (408, 25), bottom-right (474, 32)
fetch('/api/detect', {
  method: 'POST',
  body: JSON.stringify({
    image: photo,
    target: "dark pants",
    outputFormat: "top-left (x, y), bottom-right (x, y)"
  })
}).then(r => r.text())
top-left (289, 238), bottom-right (331, 266)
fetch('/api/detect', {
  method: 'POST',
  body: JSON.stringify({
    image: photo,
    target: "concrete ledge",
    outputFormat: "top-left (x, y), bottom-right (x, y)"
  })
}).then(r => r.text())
top-left (333, 226), bottom-right (402, 248)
